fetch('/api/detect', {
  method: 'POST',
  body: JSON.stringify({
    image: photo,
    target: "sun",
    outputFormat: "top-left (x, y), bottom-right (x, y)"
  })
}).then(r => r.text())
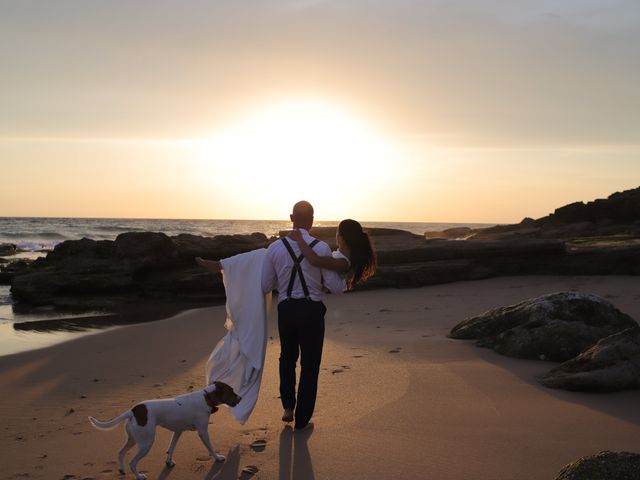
top-left (191, 99), bottom-right (407, 219)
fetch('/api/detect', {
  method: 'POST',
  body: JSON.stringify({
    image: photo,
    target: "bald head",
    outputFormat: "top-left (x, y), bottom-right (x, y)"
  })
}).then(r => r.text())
top-left (290, 201), bottom-right (314, 230)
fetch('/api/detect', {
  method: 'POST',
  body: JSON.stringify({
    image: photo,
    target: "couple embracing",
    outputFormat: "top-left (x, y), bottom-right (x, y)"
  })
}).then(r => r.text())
top-left (197, 201), bottom-right (376, 431)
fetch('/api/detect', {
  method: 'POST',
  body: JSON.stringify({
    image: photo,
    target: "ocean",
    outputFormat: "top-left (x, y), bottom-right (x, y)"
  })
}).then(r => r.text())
top-left (0, 217), bottom-right (495, 355)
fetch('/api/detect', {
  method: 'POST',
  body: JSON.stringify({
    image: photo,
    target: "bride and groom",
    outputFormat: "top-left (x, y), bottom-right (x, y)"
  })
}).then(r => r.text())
top-left (196, 201), bottom-right (376, 431)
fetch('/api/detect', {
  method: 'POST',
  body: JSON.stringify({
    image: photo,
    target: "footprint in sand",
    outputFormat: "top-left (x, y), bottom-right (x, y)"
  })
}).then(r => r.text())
top-left (352, 355), bottom-right (364, 358)
top-left (331, 369), bottom-right (344, 375)
top-left (240, 466), bottom-right (259, 479)
top-left (65, 408), bottom-right (75, 416)
top-left (250, 439), bottom-right (267, 452)
top-left (379, 308), bottom-right (392, 312)
top-left (388, 348), bottom-right (402, 354)
top-left (196, 456), bottom-right (211, 462)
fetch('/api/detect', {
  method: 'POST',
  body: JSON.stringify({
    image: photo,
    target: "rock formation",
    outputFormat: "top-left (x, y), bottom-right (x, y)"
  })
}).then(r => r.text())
top-left (448, 292), bottom-right (637, 362)
top-left (467, 186), bottom-right (640, 240)
top-left (539, 327), bottom-right (640, 392)
top-left (555, 451), bottom-right (640, 480)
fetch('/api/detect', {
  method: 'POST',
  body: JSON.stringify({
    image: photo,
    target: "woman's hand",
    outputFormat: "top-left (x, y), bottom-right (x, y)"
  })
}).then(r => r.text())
top-left (289, 229), bottom-right (304, 244)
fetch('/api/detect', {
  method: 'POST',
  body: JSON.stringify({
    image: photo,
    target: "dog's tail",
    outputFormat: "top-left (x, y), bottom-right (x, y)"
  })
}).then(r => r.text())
top-left (89, 411), bottom-right (132, 431)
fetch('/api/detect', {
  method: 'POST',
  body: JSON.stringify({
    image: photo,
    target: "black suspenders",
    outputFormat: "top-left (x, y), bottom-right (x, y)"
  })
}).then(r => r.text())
top-left (281, 237), bottom-right (319, 300)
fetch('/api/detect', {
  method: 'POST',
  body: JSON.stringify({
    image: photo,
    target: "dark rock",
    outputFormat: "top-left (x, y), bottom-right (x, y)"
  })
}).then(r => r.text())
top-left (539, 327), bottom-right (640, 391)
top-left (555, 451), bottom-right (640, 480)
top-left (425, 227), bottom-right (475, 239)
top-left (172, 233), bottom-right (268, 261)
top-left (0, 243), bottom-right (17, 256)
top-left (377, 238), bottom-right (565, 265)
top-left (471, 186), bottom-right (640, 240)
top-left (449, 292), bottom-right (637, 362)
top-left (0, 259), bottom-right (32, 285)
top-left (10, 232), bottom-right (267, 307)
top-left (114, 232), bottom-right (176, 264)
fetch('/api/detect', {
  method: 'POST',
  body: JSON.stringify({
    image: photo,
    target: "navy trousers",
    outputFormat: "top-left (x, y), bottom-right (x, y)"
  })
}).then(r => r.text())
top-left (278, 299), bottom-right (326, 429)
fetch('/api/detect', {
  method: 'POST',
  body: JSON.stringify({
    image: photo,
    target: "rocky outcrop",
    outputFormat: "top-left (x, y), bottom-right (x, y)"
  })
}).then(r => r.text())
top-left (468, 186), bottom-right (640, 240)
top-left (555, 451), bottom-right (640, 480)
top-left (448, 292), bottom-right (637, 362)
top-left (0, 243), bottom-right (17, 256)
top-left (0, 259), bottom-right (32, 285)
top-left (9, 226), bottom-right (640, 307)
top-left (539, 327), bottom-right (640, 392)
top-left (425, 227), bottom-right (479, 239)
top-left (10, 232), bottom-right (270, 308)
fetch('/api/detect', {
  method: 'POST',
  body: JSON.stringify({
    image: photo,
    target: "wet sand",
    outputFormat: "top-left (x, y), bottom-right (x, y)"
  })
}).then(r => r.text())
top-left (1, 275), bottom-right (640, 480)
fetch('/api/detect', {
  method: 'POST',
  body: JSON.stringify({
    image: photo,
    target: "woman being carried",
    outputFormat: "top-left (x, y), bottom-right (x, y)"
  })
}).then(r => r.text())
top-left (288, 218), bottom-right (376, 290)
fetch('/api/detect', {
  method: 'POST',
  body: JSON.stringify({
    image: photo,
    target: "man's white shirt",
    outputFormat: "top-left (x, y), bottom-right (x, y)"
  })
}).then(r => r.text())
top-left (261, 229), bottom-right (346, 303)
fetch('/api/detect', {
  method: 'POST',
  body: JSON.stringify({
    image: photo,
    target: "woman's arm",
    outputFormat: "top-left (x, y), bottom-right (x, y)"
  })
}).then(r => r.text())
top-left (195, 256), bottom-right (222, 274)
top-left (289, 230), bottom-right (349, 273)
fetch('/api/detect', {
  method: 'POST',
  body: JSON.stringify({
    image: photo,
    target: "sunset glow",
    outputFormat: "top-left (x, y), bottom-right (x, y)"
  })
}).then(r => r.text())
top-left (1, 0), bottom-right (639, 222)
top-left (187, 100), bottom-right (409, 218)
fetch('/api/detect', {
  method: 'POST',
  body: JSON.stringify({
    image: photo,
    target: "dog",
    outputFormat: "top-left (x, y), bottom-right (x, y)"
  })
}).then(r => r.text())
top-left (89, 381), bottom-right (241, 480)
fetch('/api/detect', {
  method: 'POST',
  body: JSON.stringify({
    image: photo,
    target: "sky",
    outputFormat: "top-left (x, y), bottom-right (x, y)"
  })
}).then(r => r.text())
top-left (1, 0), bottom-right (639, 223)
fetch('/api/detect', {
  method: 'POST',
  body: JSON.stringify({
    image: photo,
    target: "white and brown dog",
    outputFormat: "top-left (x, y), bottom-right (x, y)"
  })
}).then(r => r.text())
top-left (89, 381), bottom-right (241, 480)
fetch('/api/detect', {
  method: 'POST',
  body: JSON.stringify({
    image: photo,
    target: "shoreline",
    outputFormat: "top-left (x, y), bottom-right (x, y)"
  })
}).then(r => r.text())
top-left (1, 275), bottom-right (639, 480)
top-left (1, 299), bottom-right (223, 357)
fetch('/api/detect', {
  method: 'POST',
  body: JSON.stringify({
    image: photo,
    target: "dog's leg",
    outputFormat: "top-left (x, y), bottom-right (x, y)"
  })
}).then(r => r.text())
top-left (118, 426), bottom-right (136, 475)
top-left (165, 431), bottom-right (182, 468)
top-left (197, 427), bottom-right (225, 462)
top-left (129, 429), bottom-right (155, 480)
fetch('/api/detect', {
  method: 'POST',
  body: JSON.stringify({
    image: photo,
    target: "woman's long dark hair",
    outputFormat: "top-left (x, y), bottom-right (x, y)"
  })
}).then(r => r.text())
top-left (338, 219), bottom-right (376, 289)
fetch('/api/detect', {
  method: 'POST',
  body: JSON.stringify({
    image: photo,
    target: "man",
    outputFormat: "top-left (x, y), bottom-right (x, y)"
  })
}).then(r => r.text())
top-left (261, 201), bottom-right (345, 431)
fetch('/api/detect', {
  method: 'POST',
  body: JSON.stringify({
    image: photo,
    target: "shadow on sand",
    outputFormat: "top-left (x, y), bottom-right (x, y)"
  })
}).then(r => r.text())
top-left (471, 342), bottom-right (640, 427)
top-left (279, 426), bottom-right (315, 480)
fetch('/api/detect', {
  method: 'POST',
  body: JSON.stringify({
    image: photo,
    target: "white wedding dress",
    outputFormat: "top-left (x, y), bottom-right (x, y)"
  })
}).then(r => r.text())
top-left (205, 248), bottom-right (271, 425)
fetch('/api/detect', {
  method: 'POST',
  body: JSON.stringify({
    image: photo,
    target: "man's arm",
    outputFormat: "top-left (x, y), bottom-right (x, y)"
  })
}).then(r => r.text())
top-left (261, 247), bottom-right (277, 294)
top-left (317, 243), bottom-right (346, 294)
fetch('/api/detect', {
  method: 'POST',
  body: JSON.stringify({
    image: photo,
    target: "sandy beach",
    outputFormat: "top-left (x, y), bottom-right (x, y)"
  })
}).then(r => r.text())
top-left (2, 275), bottom-right (640, 480)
